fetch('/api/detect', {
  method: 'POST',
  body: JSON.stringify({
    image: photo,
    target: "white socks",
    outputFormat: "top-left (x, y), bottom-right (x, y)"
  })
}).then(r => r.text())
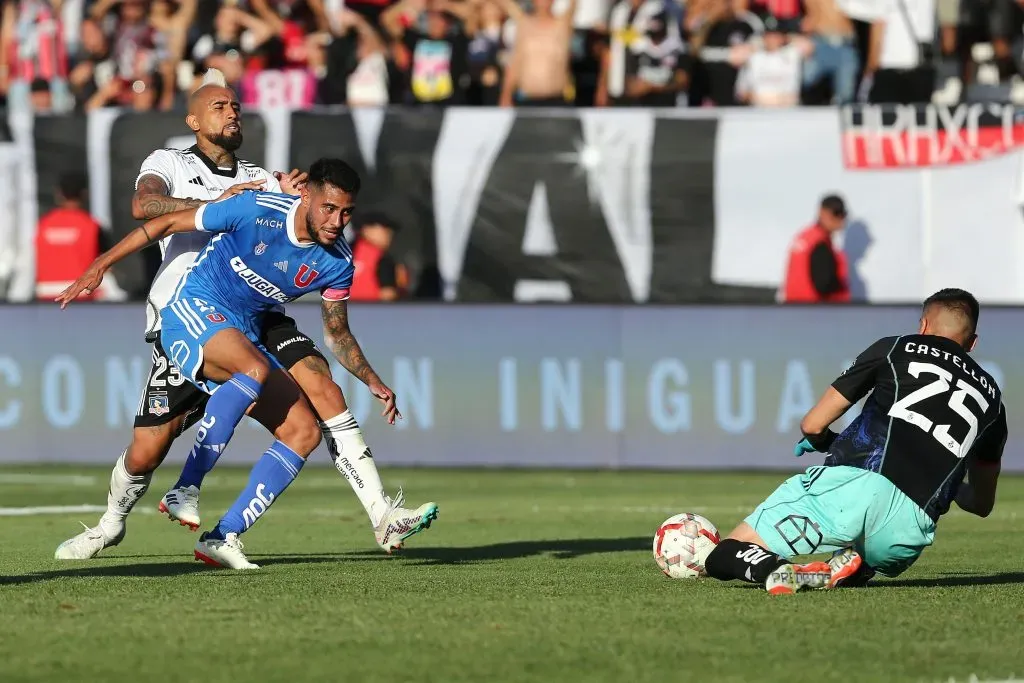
top-left (98, 450), bottom-right (152, 534)
top-left (321, 410), bottom-right (389, 526)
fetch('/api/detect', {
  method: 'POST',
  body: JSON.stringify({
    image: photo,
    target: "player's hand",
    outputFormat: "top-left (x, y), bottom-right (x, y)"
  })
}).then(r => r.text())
top-left (215, 180), bottom-right (264, 202)
top-left (55, 261), bottom-right (107, 309)
top-left (369, 379), bottom-right (402, 425)
top-left (793, 438), bottom-right (815, 458)
top-left (275, 169), bottom-right (308, 195)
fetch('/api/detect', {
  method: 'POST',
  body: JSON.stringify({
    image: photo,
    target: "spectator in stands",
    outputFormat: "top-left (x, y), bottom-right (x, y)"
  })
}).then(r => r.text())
top-left (68, 18), bottom-right (115, 110)
top-left (863, 0), bottom-right (936, 103)
top-left (86, 0), bottom-right (166, 111)
top-left (686, 0), bottom-right (764, 106)
top-left (498, 0), bottom-right (576, 106)
top-left (598, 0), bottom-right (684, 106)
top-left (800, 0), bottom-right (858, 103)
top-left (466, 0), bottom-right (519, 106)
top-left (35, 172), bottom-right (102, 301)
top-left (350, 212), bottom-right (406, 301)
top-left (382, 0), bottom-right (475, 106)
top-left (0, 0), bottom-right (73, 113)
top-left (735, 16), bottom-right (813, 106)
top-left (615, 8), bottom-right (688, 106)
top-left (563, 0), bottom-right (610, 105)
top-left (779, 193), bottom-right (850, 304)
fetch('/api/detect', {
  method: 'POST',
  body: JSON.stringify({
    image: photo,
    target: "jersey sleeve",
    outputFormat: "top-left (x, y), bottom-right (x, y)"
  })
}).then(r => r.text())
top-left (973, 404), bottom-right (1008, 464)
top-left (194, 191), bottom-right (254, 233)
top-left (136, 149), bottom-right (177, 194)
top-left (321, 256), bottom-right (354, 302)
top-left (262, 169), bottom-right (283, 194)
top-left (831, 336), bottom-right (899, 403)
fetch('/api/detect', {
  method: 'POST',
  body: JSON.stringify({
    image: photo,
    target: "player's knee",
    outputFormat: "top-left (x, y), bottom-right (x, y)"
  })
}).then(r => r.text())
top-left (240, 357), bottom-right (272, 385)
top-left (125, 424), bottom-right (176, 475)
top-left (298, 366), bottom-right (346, 416)
top-left (277, 416), bottom-right (321, 456)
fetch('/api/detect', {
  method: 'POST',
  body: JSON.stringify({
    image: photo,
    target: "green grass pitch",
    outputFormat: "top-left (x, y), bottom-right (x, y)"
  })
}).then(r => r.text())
top-left (1, 465), bottom-right (1022, 683)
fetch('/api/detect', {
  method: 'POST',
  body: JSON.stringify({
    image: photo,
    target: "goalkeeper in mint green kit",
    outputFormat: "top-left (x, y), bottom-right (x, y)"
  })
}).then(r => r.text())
top-left (703, 289), bottom-right (1008, 594)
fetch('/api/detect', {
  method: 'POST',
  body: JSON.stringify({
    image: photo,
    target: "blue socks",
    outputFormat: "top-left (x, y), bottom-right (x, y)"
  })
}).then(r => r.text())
top-left (175, 373), bottom-right (262, 490)
top-left (210, 441), bottom-right (306, 539)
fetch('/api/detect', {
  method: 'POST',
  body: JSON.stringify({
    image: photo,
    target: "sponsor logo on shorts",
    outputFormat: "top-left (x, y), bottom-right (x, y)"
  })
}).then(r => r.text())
top-left (148, 392), bottom-right (170, 416)
top-left (275, 336), bottom-right (310, 352)
top-left (773, 515), bottom-right (824, 555)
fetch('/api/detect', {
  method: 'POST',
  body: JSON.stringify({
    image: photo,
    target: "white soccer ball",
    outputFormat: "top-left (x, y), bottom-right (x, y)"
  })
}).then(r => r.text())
top-left (653, 512), bottom-right (721, 579)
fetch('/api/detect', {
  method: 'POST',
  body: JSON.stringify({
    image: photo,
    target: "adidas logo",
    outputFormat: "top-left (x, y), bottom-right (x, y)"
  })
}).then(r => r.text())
top-left (274, 261), bottom-right (288, 272)
top-left (188, 176), bottom-right (204, 187)
top-left (359, 447), bottom-right (373, 461)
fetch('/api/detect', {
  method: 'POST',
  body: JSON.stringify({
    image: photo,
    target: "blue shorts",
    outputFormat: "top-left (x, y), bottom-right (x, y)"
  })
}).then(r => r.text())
top-left (159, 297), bottom-right (283, 394)
top-left (745, 465), bottom-right (937, 577)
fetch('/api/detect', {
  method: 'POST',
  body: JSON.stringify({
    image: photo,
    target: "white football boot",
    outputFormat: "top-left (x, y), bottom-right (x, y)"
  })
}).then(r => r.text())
top-left (194, 532), bottom-right (259, 570)
top-left (373, 489), bottom-right (439, 553)
top-left (54, 521), bottom-right (125, 560)
top-left (158, 485), bottom-right (201, 530)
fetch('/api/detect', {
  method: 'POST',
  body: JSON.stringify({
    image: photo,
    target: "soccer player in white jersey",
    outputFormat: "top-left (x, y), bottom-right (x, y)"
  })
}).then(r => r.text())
top-left (55, 73), bottom-right (437, 561)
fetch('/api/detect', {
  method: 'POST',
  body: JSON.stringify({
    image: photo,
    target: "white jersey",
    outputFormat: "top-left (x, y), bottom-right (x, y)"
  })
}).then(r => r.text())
top-left (736, 45), bottom-right (802, 106)
top-left (135, 146), bottom-right (281, 340)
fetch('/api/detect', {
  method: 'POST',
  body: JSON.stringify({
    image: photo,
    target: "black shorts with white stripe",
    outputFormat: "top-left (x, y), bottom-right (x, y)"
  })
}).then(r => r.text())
top-left (132, 312), bottom-right (327, 431)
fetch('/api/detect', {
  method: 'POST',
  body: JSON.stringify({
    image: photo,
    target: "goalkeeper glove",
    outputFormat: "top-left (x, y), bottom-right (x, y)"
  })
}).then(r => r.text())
top-left (794, 429), bottom-right (837, 457)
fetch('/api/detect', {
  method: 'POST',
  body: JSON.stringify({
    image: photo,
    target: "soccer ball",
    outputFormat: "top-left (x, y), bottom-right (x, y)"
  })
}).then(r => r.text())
top-left (653, 513), bottom-right (721, 579)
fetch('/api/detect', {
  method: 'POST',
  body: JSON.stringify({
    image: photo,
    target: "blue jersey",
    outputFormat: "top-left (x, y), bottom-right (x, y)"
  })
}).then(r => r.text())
top-left (171, 191), bottom-right (354, 337)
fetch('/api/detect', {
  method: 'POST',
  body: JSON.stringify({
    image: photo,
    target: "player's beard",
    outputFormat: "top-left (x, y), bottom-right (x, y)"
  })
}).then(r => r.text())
top-left (305, 213), bottom-right (338, 247)
top-left (210, 130), bottom-right (243, 152)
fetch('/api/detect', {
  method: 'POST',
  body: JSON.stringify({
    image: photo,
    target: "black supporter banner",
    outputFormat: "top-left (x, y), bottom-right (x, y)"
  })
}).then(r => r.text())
top-left (32, 115), bottom-right (88, 218)
top-left (29, 108), bottom-right (773, 303)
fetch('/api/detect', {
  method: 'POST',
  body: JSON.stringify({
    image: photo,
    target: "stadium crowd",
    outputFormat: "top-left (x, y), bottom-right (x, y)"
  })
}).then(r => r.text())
top-left (2, 0), bottom-right (1023, 114)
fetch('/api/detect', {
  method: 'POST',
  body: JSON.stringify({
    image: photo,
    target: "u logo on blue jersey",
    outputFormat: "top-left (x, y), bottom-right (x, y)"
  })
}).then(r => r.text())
top-left (294, 264), bottom-right (319, 288)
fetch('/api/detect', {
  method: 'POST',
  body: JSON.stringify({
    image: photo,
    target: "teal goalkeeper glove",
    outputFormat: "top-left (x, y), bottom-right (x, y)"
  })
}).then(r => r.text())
top-left (793, 438), bottom-right (816, 457)
top-left (794, 430), bottom-right (837, 457)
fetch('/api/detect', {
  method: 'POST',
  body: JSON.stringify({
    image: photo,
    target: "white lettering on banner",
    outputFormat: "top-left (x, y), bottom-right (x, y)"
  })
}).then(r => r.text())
top-left (605, 359), bottom-right (625, 433)
top-left (714, 360), bottom-right (755, 434)
top-left (392, 357), bottom-right (433, 430)
top-left (540, 359), bottom-right (581, 432)
top-left (42, 356), bottom-right (83, 429)
top-left (847, 103), bottom-right (1019, 168)
top-left (0, 356), bottom-right (22, 429)
top-left (499, 358), bottom-right (517, 431)
top-left (776, 360), bottom-right (814, 433)
top-left (648, 359), bottom-right (690, 434)
top-left (106, 356), bottom-right (144, 428)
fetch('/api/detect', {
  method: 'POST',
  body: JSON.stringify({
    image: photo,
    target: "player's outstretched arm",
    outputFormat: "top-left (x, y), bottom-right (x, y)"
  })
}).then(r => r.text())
top-left (794, 387), bottom-right (853, 456)
top-left (133, 175), bottom-right (266, 220)
top-left (55, 208), bottom-right (201, 308)
top-left (321, 298), bottom-right (402, 425)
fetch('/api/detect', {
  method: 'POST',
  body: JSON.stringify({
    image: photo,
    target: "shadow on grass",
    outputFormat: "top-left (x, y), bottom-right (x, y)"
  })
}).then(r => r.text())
top-left (333, 536), bottom-right (651, 566)
top-left (0, 537), bottom-right (649, 583)
top-left (0, 555), bottom-right (346, 585)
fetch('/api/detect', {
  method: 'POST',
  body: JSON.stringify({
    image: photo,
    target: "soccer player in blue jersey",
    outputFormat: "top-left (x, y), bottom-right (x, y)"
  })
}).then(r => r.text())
top-left (57, 158), bottom-right (439, 569)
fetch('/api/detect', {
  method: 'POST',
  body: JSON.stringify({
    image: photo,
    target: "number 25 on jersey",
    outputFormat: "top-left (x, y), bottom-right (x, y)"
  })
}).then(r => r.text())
top-left (887, 361), bottom-right (990, 458)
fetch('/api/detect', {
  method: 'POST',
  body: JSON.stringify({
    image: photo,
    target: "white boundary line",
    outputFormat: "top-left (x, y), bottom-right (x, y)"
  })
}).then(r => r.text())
top-left (0, 505), bottom-right (156, 517)
top-left (0, 474), bottom-right (98, 486)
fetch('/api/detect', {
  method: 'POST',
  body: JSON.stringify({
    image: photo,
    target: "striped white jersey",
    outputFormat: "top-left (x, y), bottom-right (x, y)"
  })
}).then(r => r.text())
top-left (135, 145), bottom-right (281, 340)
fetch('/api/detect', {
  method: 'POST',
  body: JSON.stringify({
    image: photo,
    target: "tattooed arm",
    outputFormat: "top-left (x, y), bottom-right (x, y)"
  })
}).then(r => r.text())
top-left (322, 298), bottom-right (401, 424)
top-left (132, 174), bottom-right (268, 220)
top-left (132, 175), bottom-right (205, 220)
